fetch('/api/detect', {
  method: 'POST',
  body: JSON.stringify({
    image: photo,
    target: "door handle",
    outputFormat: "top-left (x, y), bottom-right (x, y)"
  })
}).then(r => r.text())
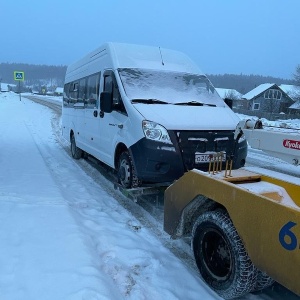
top-left (109, 123), bottom-right (123, 129)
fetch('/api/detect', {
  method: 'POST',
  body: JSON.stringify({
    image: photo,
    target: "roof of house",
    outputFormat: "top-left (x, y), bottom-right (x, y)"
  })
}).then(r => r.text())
top-left (242, 83), bottom-right (275, 100)
top-left (279, 84), bottom-right (300, 100)
top-left (279, 84), bottom-right (298, 93)
top-left (289, 100), bottom-right (300, 110)
top-left (215, 88), bottom-right (243, 100)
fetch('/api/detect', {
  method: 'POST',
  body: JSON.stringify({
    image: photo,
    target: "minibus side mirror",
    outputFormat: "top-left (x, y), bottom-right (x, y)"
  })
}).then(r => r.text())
top-left (100, 91), bottom-right (113, 113)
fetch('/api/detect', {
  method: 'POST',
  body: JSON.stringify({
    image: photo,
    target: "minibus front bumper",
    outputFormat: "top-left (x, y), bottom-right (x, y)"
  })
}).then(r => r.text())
top-left (129, 138), bottom-right (185, 183)
top-left (129, 135), bottom-right (247, 184)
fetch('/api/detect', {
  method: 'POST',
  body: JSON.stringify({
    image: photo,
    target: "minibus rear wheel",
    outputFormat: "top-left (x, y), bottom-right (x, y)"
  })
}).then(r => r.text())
top-left (71, 134), bottom-right (83, 159)
top-left (118, 151), bottom-right (140, 188)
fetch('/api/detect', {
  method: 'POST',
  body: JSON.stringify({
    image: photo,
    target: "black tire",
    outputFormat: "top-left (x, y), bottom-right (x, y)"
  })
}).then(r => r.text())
top-left (192, 211), bottom-right (257, 299)
top-left (117, 151), bottom-right (140, 188)
top-left (71, 134), bottom-right (83, 159)
top-left (252, 271), bottom-right (275, 292)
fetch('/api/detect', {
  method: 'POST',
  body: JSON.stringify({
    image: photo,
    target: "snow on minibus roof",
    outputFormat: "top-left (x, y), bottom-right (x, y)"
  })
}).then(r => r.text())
top-left (108, 42), bottom-right (203, 73)
top-left (65, 42), bottom-right (204, 82)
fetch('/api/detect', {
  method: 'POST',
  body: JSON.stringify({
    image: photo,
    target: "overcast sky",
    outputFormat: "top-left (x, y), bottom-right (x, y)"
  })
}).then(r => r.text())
top-left (1, 0), bottom-right (299, 79)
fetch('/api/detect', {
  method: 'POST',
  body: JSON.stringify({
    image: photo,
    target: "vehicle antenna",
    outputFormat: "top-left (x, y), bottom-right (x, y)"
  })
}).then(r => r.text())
top-left (159, 47), bottom-right (165, 66)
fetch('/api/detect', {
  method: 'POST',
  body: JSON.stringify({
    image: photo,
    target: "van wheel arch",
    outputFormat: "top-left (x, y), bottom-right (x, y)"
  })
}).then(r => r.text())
top-left (70, 130), bottom-right (74, 143)
top-left (114, 143), bottom-right (128, 170)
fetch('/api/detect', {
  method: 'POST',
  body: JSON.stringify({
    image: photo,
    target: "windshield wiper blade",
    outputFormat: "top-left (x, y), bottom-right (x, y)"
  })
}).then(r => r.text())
top-left (131, 99), bottom-right (169, 104)
top-left (174, 101), bottom-right (216, 107)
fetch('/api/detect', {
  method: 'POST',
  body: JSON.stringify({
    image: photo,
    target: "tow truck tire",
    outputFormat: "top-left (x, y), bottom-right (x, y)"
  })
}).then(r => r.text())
top-left (118, 151), bottom-right (141, 188)
top-left (71, 134), bottom-right (83, 159)
top-left (252, 271), bottom-right (275, 292)
top-left (192, 211), bottom-right (257, 299)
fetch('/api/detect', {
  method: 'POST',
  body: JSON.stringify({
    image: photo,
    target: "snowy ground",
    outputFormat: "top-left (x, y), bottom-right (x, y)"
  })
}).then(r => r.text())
top-left (1, 92), bottom-right (299, 300)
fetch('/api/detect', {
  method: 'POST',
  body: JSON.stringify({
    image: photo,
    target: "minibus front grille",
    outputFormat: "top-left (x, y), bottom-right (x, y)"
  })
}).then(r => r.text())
top-left (174, 130), bottom-right (235, 171)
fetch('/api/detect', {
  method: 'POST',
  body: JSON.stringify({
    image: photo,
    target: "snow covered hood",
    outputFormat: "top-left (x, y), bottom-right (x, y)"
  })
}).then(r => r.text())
top-left (133, 104), bottom-right (240, 130)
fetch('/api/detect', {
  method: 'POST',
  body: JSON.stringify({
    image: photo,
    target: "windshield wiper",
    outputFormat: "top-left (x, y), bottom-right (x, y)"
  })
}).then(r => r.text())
top-left (174, 101), bottom-right (216, 107)
top-left (131, 99), bottom-right (169, 104)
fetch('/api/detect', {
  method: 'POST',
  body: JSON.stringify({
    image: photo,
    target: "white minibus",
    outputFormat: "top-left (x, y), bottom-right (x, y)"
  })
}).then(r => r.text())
top-left (62, 43), bottom-right (247, 188)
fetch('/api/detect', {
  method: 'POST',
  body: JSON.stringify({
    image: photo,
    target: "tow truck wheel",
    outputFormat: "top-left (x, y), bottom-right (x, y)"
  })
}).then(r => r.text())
top-left (192, 210), bottom-right (257, 299)
top-left (118, 151), bottom-right (141, 188)
top-left (252, 271), bottom-right (275, 292)
top-left (71, 134), bottom-right (83, 159)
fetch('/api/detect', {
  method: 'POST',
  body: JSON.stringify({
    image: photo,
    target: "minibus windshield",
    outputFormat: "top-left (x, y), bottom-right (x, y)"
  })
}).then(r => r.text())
top-left (118, 68), bottom-right (225, 106)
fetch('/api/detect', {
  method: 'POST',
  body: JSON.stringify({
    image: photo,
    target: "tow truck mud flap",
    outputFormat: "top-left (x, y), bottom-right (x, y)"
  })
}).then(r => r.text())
top-left (164, 169), bottom-right (300, 296)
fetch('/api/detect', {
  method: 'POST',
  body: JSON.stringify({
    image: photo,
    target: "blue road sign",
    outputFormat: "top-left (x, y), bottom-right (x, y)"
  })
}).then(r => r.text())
top-left (14, 71), bottom-right (25, 81)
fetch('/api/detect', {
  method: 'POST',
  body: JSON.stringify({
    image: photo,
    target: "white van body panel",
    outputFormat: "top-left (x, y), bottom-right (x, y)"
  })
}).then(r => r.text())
top-left (132, 104), bottom-right (240, 131)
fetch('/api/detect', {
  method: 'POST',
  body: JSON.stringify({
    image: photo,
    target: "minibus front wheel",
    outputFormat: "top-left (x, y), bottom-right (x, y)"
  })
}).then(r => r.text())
top-left (118, 151), bottom-right (140, 188)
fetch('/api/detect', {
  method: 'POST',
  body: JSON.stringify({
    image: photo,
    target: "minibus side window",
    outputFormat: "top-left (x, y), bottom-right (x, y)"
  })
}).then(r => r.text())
top-left (63, 83), bottom-right (70, 107)
top-left (104, 75), bottom-right (126, 114)
top-left (86, 73), bottom-right (100, 108)
top-left (69, 82), bottom-right (78, 104)
top-left (78, 78), bottom-right (86, 103)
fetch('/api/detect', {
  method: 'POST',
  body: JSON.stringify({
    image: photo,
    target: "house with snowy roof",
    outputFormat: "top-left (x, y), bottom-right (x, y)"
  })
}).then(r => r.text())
top-left (242, 83), bottom-right (294, 113)
top-left (0, 82), bottom-right (10, 92)
top-left (215, 88), bottom-right (246, 109)
top-left (54, 87), bottom-right (63, 96)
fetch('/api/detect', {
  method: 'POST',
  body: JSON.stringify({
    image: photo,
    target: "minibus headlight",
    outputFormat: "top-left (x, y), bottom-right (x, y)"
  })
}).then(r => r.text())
top-left (142, 120), bottom-right (172, 144)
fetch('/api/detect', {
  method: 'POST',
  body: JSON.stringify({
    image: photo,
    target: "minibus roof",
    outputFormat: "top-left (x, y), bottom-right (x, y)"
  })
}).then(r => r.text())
top-left (65, 42), bottom-right (204, 83)
top-left (107, 42), bottom-right (203, 74)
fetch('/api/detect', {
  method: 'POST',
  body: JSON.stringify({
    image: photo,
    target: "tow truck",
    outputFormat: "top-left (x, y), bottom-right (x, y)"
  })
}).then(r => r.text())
top-left (162, 119), bottom-right (300, 299)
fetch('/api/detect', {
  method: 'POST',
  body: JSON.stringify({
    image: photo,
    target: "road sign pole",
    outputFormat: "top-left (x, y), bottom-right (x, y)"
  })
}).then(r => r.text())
top-left (19, 81), bottom-right (21, 101)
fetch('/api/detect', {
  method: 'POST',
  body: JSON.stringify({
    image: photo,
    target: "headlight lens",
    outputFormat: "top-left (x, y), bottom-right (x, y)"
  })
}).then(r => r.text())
top-left (142, 120), bottom-right (172, 144)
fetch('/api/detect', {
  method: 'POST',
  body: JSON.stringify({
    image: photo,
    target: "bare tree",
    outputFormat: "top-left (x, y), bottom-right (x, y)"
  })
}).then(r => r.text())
top-left (293, 65), bottom-right (300, 101)
top-left (294, 65), bottom-right (300, 84)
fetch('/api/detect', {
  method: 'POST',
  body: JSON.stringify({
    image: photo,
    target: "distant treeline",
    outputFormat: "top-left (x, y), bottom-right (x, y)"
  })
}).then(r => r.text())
top-left (0, 62), bottom-right (296, 93)
top-left (208, 73), bottom-right (296, 94)
top-left (0, 63), bottom-right (67, 87)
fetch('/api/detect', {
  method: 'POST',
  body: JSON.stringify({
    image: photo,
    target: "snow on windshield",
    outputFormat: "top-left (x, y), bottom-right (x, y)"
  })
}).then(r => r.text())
top-left (118, 68), bottom-right (225, 106)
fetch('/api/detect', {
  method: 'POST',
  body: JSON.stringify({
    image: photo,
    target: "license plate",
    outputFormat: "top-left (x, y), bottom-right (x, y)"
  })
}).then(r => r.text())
top-left (195, 152), bottom-right (226, 164)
